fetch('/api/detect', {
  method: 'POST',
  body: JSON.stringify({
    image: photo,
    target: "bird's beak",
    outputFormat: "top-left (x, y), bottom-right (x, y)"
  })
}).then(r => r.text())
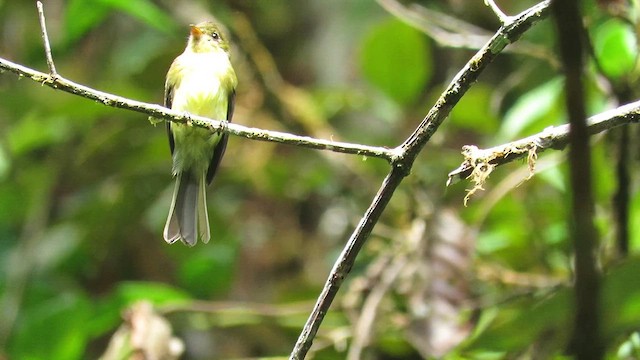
top-left (190, 25), bottom-right (202, 39)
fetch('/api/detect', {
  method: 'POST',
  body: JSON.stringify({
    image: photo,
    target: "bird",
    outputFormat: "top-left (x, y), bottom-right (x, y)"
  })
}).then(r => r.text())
top-left (162, 21), bottom-right (237, 246)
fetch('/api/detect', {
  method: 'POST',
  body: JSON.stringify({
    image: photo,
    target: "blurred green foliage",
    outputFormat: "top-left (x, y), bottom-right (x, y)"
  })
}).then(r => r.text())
top-left (360, 19), bottom-right (432, 105)
top-left (1, 0), bottom-right (640, 359)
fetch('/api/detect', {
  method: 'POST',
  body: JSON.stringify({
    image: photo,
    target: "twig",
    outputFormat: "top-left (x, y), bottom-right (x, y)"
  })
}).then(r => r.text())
top-left (0, 56), bottom-right (396, 162)
top-left (347, 254), bottom-right (406, 360)
top-left (289, 1), bottom-right (552, 358)
top-left (36, 1), bottom-right (57, 77)
top-left (446, 99), bottom-right (640, 187)
top-left (4, 1), bottom-right (585, 359)
top-left (484, 0), bottom-right (512, 24)
top-left (290, 168), bottom-right (405, 359)
top-left (397, 0), bottom-right (552, 169)
top-left (377, 0), bottom-right (491, 51)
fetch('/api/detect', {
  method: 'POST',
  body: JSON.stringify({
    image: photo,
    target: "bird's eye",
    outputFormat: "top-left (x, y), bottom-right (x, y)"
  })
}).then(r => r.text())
top-left (211, 32), bottom-right (220, 40)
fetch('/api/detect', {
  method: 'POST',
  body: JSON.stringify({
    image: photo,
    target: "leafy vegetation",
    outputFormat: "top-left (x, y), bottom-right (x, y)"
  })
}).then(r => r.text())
top-left (0, 0), bottom-right (639, 359)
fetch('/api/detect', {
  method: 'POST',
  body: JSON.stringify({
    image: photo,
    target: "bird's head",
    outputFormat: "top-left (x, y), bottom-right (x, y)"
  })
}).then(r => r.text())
top-left (188, 21), bottom-right (230, 54)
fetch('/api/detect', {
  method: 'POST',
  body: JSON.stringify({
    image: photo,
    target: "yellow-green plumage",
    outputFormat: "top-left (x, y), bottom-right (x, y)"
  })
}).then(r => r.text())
top-left (163, 22), bottom-right (237, 246)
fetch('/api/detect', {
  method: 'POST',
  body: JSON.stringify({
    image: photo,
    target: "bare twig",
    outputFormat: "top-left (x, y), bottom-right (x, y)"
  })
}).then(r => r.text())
top-left (484, 0), bottom-right (512, 24)
top-left (290, 168), bottom-right (405, 359)
top-left (377, 0), bottom-right (491, 50)
top-left (4, 1), bottom-right (607, 359)
top-left (289, 1), bottom-right (552, 359)
top-left (347, 255), bottom-right (406, 360)
top-left (446, 99), bottom-right (640, 189)
top-left (36, 1), bottom-right (57, 77)
top-left (377, 0), bottom-right (559, 67)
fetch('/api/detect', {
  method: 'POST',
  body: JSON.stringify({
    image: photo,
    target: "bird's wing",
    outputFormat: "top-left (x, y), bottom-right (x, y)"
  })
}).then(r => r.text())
top-left (206, 88), bottom-right (236, 184)
top-left (164, 71), bottom-right (176, 155)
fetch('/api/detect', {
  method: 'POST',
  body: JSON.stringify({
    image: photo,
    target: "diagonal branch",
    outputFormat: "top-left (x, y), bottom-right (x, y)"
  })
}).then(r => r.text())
top-left (398, 0), bottom-right (552, 168)
top-left (289, 1), bottom-right (552, 359)
top-left (6, 1), bottom-right (557, 359)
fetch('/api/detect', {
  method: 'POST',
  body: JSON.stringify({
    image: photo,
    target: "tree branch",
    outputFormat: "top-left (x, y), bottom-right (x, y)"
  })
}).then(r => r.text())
top-left (36, 1), bottom-right (57, 77)
top-left (446, 99), bottom-right (640, 196)
top-left (0, 56), bottom-right (395, 161)
top-left (484, 0), bottom-right (512, 24)
top-left (4, 1), bottom-right (559, 359)
top-left (289, 1), bottom-right (552, 358)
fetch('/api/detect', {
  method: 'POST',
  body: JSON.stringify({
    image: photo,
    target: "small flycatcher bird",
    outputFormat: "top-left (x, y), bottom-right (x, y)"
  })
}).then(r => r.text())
top-left (163, 21), bottom-right (237, 246)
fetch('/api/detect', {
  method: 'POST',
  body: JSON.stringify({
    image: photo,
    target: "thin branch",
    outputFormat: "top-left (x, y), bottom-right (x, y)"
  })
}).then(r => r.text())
top-left (484, 0), bottom-right (512, 24)
top-left (36, 1), bottom-right (57, 77)
top-left (347, 254), bottom-right (406, 360)
top-left (9, 2), bottom-right (556, 359)
top-left (0, 56), bottom-right (396, 162)
top-left (289, 1), bottom-right (552, 359)
top-left (378, 0), bottom-right (492, 50)
top-left (446, 99), bottom-right (640, 187)
top-left (397, 0), bottom-right (552, 168)
top-left (377, 0), bottom-right (559, 67)
top-left (290, 168), bottom-right (406, 359)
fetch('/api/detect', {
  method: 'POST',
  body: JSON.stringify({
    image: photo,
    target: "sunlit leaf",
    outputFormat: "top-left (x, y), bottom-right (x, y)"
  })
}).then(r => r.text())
top-left (499, 77), bottom-right (563, 141)
top-left (64, 0), bottom-right (176, 45)
top-left (631, 191), bottom-right (640, 250)
top-left (64, 0), bottom-right (109, 44)
top-left (593, 19), bottom-right (637, 79)
top-left (98, 0), bottom-right (177, 34)
top-left (0, 146), bottom-right (9, 180)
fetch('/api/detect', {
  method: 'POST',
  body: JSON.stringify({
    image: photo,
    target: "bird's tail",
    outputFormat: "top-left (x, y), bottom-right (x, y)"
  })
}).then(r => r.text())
top-left (163, 171), bottom-right (211, 246)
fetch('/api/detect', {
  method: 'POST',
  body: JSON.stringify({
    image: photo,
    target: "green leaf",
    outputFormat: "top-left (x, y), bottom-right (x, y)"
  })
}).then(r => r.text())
top-left (463, 258), bottom-right (640, 355)
top-left (98, 0), bottom-right (177, 34)
top-left (178, 243), bottom-right (237, 298)
top-left (499, 77), bottom-right (563, 141)
top-left (64, 0), bottom-right (110, 44)
top-left (360, 19), bottom-right (432, 105)
top-left (64, 0), bottom-right (176, 45)
top-left (465, 287), bottom-right (572, 352)
top-left (449, 84), bottom-right (499, 134)
top-left (631, 191), bottom-right (640, 250)
top-left (10, 292), bottom-right (92, 360)
top-left (8, 112), bottom-right (72, 155)
top-left (593, 19), bottom-right (637, 79)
